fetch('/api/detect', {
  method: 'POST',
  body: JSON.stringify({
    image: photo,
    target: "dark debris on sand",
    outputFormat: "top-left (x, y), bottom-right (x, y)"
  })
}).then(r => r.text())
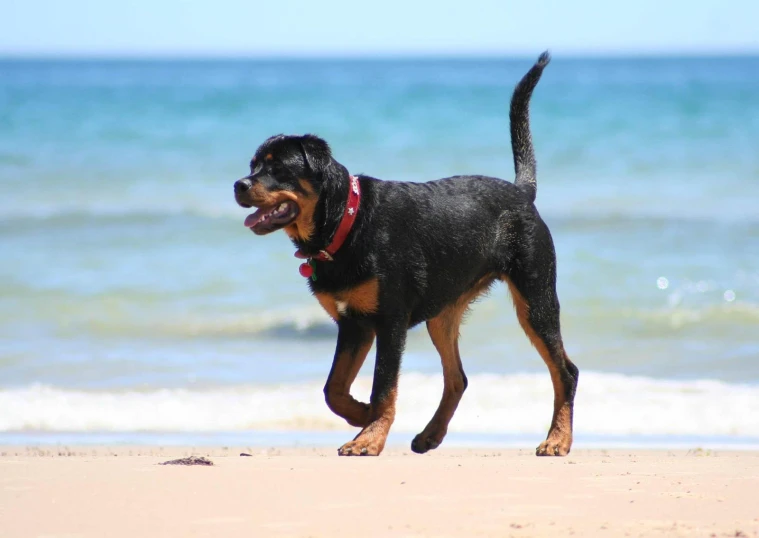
top-left (159, 456), bottom-right (214, 466)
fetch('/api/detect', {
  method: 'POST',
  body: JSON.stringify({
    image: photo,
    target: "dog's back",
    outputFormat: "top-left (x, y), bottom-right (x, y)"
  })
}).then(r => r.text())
top-left (348, 174), bottom-right (540, 324)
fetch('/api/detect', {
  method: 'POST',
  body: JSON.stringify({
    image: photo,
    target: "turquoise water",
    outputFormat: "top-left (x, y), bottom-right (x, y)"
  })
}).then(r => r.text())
top-left (1, 57), bottom-right (758, 442)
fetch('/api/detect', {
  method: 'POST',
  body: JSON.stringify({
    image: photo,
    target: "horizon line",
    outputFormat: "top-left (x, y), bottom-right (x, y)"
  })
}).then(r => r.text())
top-left (1, 50), bottom-right (758, 61)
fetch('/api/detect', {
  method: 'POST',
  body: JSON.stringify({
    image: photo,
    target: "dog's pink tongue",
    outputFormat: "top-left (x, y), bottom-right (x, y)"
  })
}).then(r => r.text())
top-left (244, 209), bottom-right (265, 228)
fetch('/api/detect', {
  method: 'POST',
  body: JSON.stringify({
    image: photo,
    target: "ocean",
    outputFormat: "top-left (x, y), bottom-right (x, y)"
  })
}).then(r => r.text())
top-left (1, 56), bottom-right (758, 448)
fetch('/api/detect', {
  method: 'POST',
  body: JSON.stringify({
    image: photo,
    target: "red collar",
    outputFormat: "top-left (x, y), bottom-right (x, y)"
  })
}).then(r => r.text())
top-left (295, 175), bottom-right (361, 279)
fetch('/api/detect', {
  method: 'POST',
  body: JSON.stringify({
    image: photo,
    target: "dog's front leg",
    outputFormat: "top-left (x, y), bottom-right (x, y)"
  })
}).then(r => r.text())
top-left (337, 315), bottom-right (406, 456)
top-left (324, 318), bottom-right (375, 428)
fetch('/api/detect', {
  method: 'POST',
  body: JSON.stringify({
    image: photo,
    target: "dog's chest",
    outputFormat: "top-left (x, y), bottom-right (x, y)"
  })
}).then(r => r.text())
top-left (313, 278), bottom-right (379, 320)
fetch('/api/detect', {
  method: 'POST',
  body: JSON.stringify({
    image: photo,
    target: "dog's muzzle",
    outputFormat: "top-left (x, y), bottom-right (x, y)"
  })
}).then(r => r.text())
top-left (234, 178), bottom-right (252, 195)
top-left (234, 178), bottom-right (253, 207)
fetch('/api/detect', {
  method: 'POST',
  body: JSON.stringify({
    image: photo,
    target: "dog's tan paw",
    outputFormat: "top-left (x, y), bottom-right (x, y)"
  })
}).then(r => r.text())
top-left (337, 439), bottom-right (383, 456)
top-left (337, 423), bottom-right (389, 456)
top-left (535, 436), bottom-right (572, 457)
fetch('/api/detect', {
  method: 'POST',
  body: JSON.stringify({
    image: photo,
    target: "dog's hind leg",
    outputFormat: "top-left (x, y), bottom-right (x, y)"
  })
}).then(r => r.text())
top-left (410, 304), bottom-right (468, 454)
top-left (503, 273), bottom-right (579, 456)
top-left (324, 319), bottom-right (374, 428)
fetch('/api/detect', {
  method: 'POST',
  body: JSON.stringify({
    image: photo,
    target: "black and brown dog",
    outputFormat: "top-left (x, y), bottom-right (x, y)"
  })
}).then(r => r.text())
top-left (234, 52), bottom-right (578, 457)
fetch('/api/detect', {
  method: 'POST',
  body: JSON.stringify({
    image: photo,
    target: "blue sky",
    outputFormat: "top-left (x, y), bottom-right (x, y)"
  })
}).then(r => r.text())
top-left (2, 0), bottom-right (758, 56)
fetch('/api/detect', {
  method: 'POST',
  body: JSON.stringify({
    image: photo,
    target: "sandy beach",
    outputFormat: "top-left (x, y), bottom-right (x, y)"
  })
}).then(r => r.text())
top-left (1, 447), bottom-right (757, 537)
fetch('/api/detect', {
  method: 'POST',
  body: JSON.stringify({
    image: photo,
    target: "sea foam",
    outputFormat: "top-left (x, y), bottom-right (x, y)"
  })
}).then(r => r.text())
top-left (2, 371), bottom-right (757, 437)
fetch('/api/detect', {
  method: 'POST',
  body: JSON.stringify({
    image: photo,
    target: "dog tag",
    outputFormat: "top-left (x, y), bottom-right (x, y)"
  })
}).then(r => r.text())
top-left (299, 262), bottom-right (313, 278)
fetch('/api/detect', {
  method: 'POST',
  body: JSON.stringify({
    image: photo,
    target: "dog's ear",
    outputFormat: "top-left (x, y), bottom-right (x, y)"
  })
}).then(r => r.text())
top-left (298, 134), bottom-right (332, 177)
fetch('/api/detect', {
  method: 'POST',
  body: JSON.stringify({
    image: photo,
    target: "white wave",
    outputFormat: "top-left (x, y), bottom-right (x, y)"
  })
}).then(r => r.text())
top-left (1, 372), bottom-right (758, 437)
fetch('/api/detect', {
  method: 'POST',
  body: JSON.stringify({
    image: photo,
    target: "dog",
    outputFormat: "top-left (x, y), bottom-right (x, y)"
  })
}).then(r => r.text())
top-left (234, 52), bottom-right (578, 457)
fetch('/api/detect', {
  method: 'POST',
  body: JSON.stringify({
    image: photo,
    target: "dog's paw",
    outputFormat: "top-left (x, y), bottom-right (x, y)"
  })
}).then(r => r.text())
top-left (410, 433), bottom-right (442, 454)
top-left (337, 423), bottom-right (389, 456)
top-left (535, 437), bottom-right (571, 457)
top-left (337, 438), bottom-right (382, 456)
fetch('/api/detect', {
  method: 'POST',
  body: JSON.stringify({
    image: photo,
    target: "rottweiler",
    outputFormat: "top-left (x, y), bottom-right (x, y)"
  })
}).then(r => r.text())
top-left (233, 52), bottom-right (578, 457)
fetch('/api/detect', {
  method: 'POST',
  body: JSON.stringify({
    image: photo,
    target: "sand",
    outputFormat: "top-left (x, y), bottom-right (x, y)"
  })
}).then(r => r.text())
top-left (1, 446), bottom-right (757, 537)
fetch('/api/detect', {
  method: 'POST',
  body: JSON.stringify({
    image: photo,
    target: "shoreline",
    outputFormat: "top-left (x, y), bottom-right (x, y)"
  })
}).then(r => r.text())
top-left (2, 430), bottom-right (759, 451)
top-left (2, 447), bottom-right (757, 537)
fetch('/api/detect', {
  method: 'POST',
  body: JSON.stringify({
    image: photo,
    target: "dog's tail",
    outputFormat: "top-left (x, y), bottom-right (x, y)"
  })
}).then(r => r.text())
top-left (510, 51), bottom-right (550, 203)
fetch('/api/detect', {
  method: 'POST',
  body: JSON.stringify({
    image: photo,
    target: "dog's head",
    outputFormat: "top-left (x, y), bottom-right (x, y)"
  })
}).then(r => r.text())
top-left (234, 134), bottom-right (341, 242)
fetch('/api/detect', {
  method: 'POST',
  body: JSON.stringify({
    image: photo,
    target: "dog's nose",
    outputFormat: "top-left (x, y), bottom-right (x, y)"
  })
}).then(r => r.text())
top-left (234, 178), bottom-right (252, 195)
